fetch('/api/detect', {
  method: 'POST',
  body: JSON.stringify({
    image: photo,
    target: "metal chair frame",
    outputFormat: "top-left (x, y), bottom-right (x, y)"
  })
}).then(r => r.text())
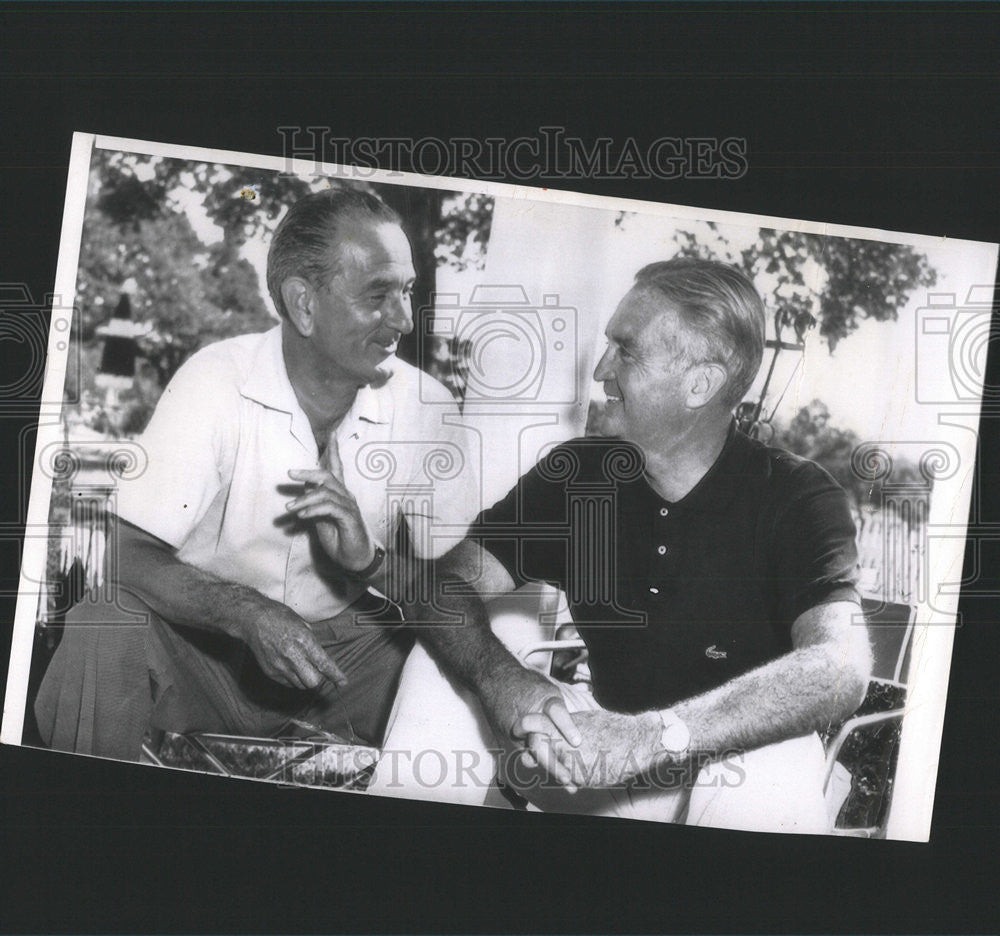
top-left (143, 730), bottom-right (380, 788)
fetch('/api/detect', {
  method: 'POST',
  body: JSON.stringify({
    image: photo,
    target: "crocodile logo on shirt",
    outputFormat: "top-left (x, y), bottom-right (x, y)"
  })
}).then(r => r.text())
top-left (705, 644), bottom-right (728, 660)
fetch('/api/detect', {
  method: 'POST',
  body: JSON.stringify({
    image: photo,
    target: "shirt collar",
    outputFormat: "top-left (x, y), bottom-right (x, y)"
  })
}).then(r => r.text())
top-left (646, 420), bottom-right (756, 516)
top-left (239, 325), bottom-right (300, 413)
top-left (350, 381), bottom-right (389, 427)
top-left (239, 326), bottom-right (391, 441)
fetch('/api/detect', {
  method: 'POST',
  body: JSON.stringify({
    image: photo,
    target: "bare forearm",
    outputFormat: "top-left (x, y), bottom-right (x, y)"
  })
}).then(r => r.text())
top-left (673, 642), bottom-right (869, 760)
top-left (408, 585), bottom-right (525, 696)
top-left (116, 533), bottom-right (284, 641)
top-left (403, 537), bottom-right (570, 749)
top-left (112, 519), bottom-right (346, 689)
top-left (403, 540), bottom-right (528, 694)
top-left (563, 641), bottom-right (869, 789)
top-left (410, 579), bottom-right (582, 775)
top-left (621, 601), bottom-right (871, 776)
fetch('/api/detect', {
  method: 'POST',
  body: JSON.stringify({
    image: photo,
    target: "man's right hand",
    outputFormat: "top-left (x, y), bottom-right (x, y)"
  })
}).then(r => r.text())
top-left (240, 608), bottom-right (347, 690)
top-left (480, 664), bottom-right (582, 791)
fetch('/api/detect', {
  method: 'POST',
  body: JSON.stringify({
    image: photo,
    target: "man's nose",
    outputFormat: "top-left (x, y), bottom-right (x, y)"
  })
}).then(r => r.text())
top-left (593, 347), bottom-right (613, 382)
top-left (386, 294), bottom-right (414, 335)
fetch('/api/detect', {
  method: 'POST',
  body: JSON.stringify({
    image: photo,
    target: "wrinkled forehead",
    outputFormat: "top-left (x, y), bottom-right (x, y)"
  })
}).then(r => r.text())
top-left (329, 220), bottom-right (415, 281)
top-left (607, 286), bottom-right (685, 346)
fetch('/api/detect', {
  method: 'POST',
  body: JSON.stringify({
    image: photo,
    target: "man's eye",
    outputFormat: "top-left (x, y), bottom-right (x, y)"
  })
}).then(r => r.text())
top-left (402, 284), bottom-right (415, 299)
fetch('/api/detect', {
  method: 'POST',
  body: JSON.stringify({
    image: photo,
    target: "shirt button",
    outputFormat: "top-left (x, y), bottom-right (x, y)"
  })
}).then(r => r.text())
top-left (657, 545), bottom-right (667, 556)
top-left (648, 586), bottom-right (660, 595)
top-left (660, 507), bottom-right (669, 517)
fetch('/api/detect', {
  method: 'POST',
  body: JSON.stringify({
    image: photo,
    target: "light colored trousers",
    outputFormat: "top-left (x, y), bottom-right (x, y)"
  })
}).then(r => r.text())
top-left (369, 636), bottom-right (831, 835)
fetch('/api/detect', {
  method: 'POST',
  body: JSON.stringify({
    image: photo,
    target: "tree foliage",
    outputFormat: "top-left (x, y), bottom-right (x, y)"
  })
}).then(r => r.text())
top-left (76, 151), bottom-right (281, 390)
top-left (72, 150), bottom-right (493, 432)
top-left (617, 213), bottom-right (938, 352)
top-left (769, 399), bottom-right (926, 510)
top-left (662, 221), bottom-right (937, 351)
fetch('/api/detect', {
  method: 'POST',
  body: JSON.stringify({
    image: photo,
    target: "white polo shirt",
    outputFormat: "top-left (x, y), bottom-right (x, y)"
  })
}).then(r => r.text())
top-left (115, 325), bottom-right (481, 622)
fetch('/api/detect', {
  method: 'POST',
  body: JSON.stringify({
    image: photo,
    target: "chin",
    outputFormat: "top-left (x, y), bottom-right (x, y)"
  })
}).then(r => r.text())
top-left (350, 348), bottom-right (396, 387)
top-left (367, 361), bottom-right (396, 389)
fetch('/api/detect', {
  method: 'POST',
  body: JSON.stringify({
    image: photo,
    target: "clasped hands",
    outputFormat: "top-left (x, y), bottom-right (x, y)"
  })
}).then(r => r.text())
top-left (489, 670), bottom-right (661, 793)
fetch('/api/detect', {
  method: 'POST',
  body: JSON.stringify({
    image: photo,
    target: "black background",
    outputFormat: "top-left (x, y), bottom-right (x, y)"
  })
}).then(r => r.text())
top-left (3, 3), bottom-right (1000, 932)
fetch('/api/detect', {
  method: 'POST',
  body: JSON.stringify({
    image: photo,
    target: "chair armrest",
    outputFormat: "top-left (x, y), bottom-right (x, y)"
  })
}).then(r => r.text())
top-left (520, 638), bottom-right (587, 660)
top-left (823, 709), bottom-right (906, 793)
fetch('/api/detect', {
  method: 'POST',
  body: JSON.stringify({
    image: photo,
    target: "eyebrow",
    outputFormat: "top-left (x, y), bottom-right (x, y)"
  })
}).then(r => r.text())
top-left (607, 330), bottom-right (637, 354)
top-left (363, 272), bottom-right (415, 290)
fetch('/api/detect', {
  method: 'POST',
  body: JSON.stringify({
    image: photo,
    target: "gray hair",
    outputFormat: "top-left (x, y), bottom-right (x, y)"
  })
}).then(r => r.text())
top-left (634, 257), bottom-right (766, 408)
top-left (266, 187), bottom-right (402, 320)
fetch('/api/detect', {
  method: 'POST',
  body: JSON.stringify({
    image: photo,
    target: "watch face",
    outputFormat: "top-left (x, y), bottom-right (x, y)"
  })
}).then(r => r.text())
top-left (661, 717), bottom-right (691, 756)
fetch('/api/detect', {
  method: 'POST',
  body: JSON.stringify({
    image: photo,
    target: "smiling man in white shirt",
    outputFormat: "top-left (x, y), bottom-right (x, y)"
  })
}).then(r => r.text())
top-left (36, 188), bottom-right (479, 759)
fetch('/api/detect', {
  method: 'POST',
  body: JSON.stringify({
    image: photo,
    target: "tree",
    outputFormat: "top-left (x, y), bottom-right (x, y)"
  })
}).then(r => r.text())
top-left (637, 219), bottom-right (939, 352)
top-left (72, 150), bottom-right (493, 431)
top-left (76, 151), bottom-right (279, 388)
top-left (769, 399), bottom-right (926, 510)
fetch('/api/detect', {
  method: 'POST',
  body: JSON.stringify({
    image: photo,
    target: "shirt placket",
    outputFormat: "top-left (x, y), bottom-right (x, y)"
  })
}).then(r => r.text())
top-left (337, 413), bottom-right (391, 552)
top-left (647, 503), bottom-right (675, 598)
top-left (283, 411), bottom-right (324, 616)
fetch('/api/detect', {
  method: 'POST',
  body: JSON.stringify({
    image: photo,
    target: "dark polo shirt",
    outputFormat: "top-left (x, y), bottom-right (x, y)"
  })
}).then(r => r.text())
top-left (470, 424), bottom-right (860, 713)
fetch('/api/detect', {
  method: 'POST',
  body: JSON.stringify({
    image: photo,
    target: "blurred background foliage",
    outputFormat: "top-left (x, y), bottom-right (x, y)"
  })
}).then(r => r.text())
top-left (617, 214), bottom-right (938, 350)
top-left (70, 149), bottom-right (493, 435)
top-left (769, 398), bottom-right (925, 511)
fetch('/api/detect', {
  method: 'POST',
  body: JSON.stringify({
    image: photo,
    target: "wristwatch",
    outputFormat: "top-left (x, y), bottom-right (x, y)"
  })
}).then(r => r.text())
top-left (345, 544), bottom-right (386, 581)
top-left (656, 708), bottom-right (691, 761)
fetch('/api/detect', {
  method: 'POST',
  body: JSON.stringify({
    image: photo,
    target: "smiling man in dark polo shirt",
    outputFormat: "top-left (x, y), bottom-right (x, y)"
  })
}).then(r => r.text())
top-left (406, 256), bottom-right (872, 832)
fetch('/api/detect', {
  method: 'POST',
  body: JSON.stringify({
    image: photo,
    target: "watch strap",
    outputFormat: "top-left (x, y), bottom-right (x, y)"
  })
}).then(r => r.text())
top-left (345, 544), bottom-right (386, 581)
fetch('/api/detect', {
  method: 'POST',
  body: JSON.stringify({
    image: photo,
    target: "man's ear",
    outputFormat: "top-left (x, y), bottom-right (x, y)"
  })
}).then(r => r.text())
top-left (686, 362), bottom-right (729, 410)
top-left (281, 277), bottom-right (315, 337)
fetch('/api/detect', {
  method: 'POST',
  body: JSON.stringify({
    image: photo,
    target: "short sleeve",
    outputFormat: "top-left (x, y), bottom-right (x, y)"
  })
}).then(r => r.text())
top-left (769, 462), bottom-right (860, 625)
top-left (113, 349), bottom-right (236, 549)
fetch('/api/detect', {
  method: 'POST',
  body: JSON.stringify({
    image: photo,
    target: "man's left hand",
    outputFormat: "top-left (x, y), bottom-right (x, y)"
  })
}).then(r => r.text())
top-left (515, 708), bottom-right (661, 789)
top-left (287, 432), bottom-right (376, 573)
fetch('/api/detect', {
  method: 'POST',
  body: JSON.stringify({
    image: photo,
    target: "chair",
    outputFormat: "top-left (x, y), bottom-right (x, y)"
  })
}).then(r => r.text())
top-left (142, 729), bottom-right (381, 790)
top-left (822, 597), bottom-right (915, 836)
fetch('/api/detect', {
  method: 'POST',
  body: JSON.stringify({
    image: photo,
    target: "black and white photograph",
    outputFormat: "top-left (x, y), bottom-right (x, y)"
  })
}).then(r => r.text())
top-left (4, 5), bottom-right (1000, 934)
top-left (2, 131), bottom-right (996, 846)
